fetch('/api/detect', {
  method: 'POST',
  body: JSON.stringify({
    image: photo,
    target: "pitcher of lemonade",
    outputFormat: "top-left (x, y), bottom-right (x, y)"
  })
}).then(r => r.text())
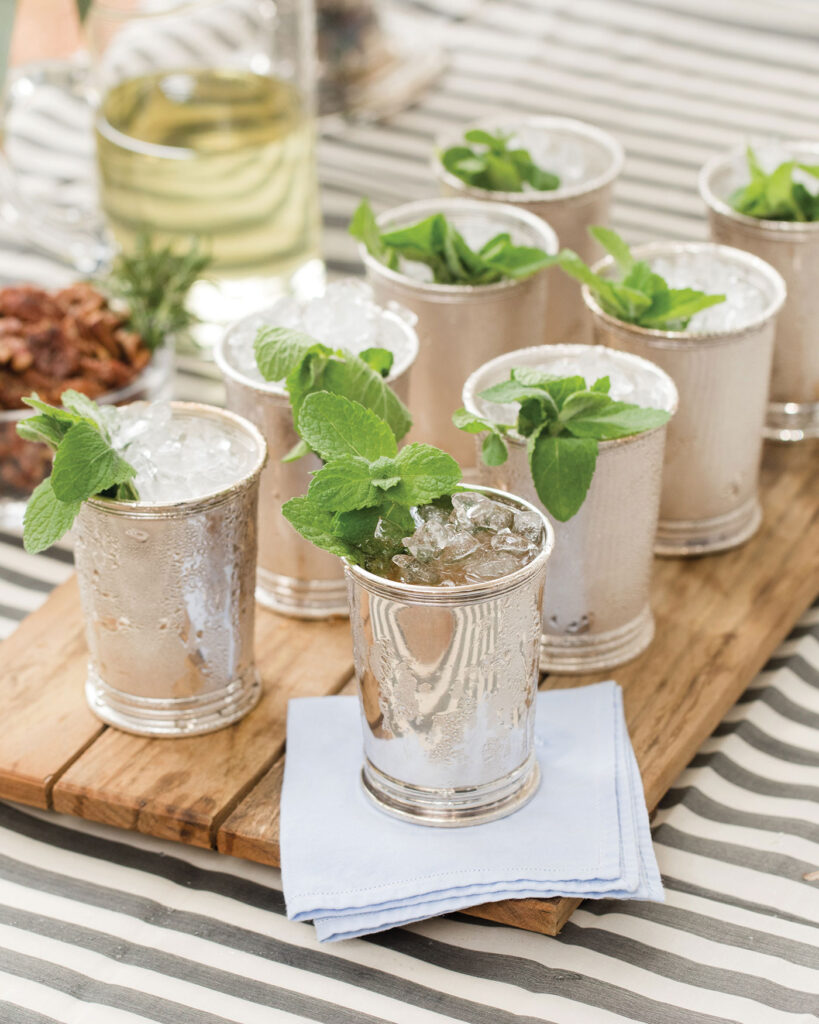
top-left (87, 0), bottom-right (323, 330)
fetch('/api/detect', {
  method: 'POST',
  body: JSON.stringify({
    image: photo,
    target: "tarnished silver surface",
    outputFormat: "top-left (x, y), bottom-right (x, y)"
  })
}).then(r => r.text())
top-left (434, 116), bottom-right (623, 346)
top-left (700, 145), bottom-right (819, 441)
top-left (584, 243), bottom-right (786, 556)
top-left (359, 198), bottom-right (557, 467)
top-left (464, 345), bottom-right (676, 673)
top-left (346, 486), bottom-right (554, 827)
top-left (75, 403), bottom-right (266, 737)
top-left (216, 308), bottom-right (418, 619)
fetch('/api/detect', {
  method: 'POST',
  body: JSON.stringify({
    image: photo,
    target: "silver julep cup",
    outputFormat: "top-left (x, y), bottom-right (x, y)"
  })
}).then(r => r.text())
top-left (463, 345), bottom-right (677, 674)
top-left (359, 198), bottom-right (557, 468)
top-left (583, 242), bottom-right (786, 556)
top-left (216, 306), bottom-right (418, 619)
top-left (75, 402), bottom-right (267, 737)
top-left (433, 116), bottom-right (623, 346)
top-left (346, 486), bottom-right (554, 827)
top-left (700, 144), bottom-right (819, 442)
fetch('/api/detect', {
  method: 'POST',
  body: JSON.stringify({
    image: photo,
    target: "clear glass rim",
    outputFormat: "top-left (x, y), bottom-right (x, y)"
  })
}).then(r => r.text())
top-left (583, 241), bottom-right (787, 345)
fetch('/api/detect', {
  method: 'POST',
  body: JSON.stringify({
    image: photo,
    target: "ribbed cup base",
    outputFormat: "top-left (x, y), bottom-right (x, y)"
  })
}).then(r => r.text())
top-left (361, 754), bottom-right (540, 827)
top-left (540, 605), bottom-right (654, 674)
top-left (655, 496), bottom-right (761, 557)
top-left (256, 568), bottom-right (349, 620)
top-left (764, 400), bottom-right (819, 443)
top-left (85, 665), bottom-right (262, 737)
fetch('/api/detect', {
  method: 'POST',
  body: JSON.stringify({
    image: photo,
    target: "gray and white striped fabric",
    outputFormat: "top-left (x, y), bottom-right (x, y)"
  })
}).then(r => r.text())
top-left (1, 0), bottom-right (818, 1021)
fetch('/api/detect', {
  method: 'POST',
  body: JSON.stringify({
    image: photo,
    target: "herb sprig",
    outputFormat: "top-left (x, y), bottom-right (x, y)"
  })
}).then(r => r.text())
top-left (350, 199), bottom-right (554, 286)
top-left (440, 128), bottom-right (560, 193)
top-left (17, 391), bottom-right (137, 553)
top-left (556, 227), bottom-right (726, 331)
top-left (454, 370), bottom-right (670, 521)
top-left (728, 146), bottom-right (819, 222)
top-left (253, 327), bottom-right (412, 460)
top-left (283, 392), bottom-right (461, 565)
top-left (103, 234), bottom-right (210, 351)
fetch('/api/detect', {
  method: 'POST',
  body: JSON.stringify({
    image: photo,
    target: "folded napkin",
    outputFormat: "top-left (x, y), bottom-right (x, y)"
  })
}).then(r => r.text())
top-left (281, 680), bottom-right (663, 941)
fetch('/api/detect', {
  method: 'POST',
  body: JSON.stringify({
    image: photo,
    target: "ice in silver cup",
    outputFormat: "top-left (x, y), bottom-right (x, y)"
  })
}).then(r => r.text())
top-left (358, 197), bottom-right (557, 468)
top-left (700, 143), bottom-right (819, 441)
top-left (215, 284), bottom-right (419, 618)
top-left (463, 345), bottom-right (677, 673)
top-left (346, 486), bottom-right (554, 826)
top-left (433, 116), bottom-right (623, 346)
top-left (583, 242), bottom-right (786, 556)
top-left (76, 402), bottom-right (267, 736)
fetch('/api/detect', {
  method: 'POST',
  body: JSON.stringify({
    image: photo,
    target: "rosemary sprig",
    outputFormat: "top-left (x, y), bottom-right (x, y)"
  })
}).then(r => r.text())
top-left (103, 234), bottom-right (210, 351)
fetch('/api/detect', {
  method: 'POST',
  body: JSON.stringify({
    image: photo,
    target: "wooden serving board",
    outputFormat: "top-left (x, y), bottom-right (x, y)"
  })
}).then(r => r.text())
top-left (1, 442), bottom-right (817, 936)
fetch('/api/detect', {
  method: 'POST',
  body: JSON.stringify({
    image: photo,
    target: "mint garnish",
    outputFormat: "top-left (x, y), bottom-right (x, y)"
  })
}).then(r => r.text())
top-left (253, 326), bottom-right (411, 454)
top-left (349, 199), bottom-right (555, 286)
top-left (17, 391), bottom-right (138, 553)
top-left (440, 128), bottom-right (560, 193)
top-left (554, 226), bottom-right (726, 332)
top-left (728, 146), bottom-right (819, 222)
top-left (454, 370), bottom-right (670, 522)
top-left (283, 392), bottom-right (461, 565)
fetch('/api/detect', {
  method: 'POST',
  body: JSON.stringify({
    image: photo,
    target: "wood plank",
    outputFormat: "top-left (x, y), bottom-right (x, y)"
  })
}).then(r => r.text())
top-left (0, 577), bottom-right (104, 808)
top-left (51, 608), bottom-right (354, 847)
top-left (216, 441), bottom-right (818, 936)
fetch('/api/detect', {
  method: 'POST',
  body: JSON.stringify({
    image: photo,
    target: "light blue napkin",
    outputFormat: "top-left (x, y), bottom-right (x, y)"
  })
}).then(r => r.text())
top-left (281, 681), bottom-right (663, 942)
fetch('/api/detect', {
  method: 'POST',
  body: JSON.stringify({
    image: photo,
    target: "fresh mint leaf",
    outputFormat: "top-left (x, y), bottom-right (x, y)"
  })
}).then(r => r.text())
top-left (387, 443), bottom-right (462, 506)
top-left (16, 413), bottom-right (71, 449)
top-left (529, 433), bottom-right (598, 522)
top-left (332, 501), bottom-right (415, 557)
top-left (729, 147), bottom-right (819, 222)
top-left (590, 226), bottom-right (634, 274)
top-left (563, 403), bottom-right (671, 440)
top-left (254, 327), bottom-right (319, 382)
top-left (282, 495), bottom-right (361, 563)
top-left (22, 477), bottom-right (81, 554)
top-left (451, 408), bottom-right (497, 434)
top-left (349, 199), bottom-right (399, 270)
top-left (368, 455), bottom-right (401, 491)
top-left (359, 347), bottom-right (394, 377)
top-left (59, 389), bottom-right (107, 429)
top-left (297, 392), bottom-right (397, 463)
top-left (308, 457), bottom-right (378, 512)
top-left (558, 389), bottom-right (612, 424)
top-left (50, 422), bottom-right (136, 503)
top-left (482, 432), bottom-right (508, 466)
top-left (282, 439), bottom-right (311, 463)
top-left (320, 354), bottom-right (412, 442)
top-left (440, 128), bottom-right (560, 194)
top-left (591, 376), bottom-right (610, 394)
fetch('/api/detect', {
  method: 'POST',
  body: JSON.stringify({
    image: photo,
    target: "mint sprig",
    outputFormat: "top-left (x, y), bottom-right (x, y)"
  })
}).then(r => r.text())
top-left (253, 327), bottom-right (411, 457)
top-left (454, 370), bottom-right (670, 522)
top-left (728, 146), bottom-right (819, 222)
top-left (555, 226), bottom-right (726, 332)
top-left (17, 391), bottom-right (138, 553)
top-left (440, 128), bottom-right (560, 193)
top-left (350, 199), bottom-right (555, 286)
top-left (283, 392), bottom-right (461, 565)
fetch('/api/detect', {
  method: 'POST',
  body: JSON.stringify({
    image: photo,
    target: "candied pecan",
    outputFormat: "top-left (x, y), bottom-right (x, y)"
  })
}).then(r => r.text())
top-left (0, 285), bottom-right (60, 322)
top-left (26, 325), bottom-right (82, 379)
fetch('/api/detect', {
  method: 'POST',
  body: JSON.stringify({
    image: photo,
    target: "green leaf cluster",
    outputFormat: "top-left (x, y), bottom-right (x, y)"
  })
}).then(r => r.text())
top-left (453, 369), bottom-right (670, 522)
top-left (17, 391), bottom-right (138, 553)
top-left (253, 327), bottom-right (411, 457)
top-left (103, 233), bottom-right (210, 351)
top-left (440, 128), bottom-right (560, 193)
top-left (556, 226), bottom-right (726, 332)
top-left (349, 199), bottom-right (555, 286)
top-left (282, 392), bottom-right (461, 565)
top-left (728, 146), bottom-right (819, 222)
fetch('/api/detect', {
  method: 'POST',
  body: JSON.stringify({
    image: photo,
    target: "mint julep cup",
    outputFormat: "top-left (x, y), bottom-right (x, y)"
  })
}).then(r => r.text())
top-left (75, 402), bottom-right (267, 736)
top-left (583, 242), bottom-right (786, 556)
top-left (358, 198), bottom-right (557, 468)
top-left (346, 486), bottom-right (554, 826)
top-left (700, 143), bottom-right (819, 441)
top-left (434, 116), bottom-right (623, 346)
top-left (463, 345), bottom-right (676, 673)
top-left (216, 287), bottom-right (419, 618)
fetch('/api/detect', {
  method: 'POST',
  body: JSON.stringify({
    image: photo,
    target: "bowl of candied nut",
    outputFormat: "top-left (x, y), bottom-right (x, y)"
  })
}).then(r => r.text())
top-left (0, 282), bottom-right (172, 528)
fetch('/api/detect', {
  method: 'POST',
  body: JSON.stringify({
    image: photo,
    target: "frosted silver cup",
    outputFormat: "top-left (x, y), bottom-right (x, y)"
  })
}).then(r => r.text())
top-left (216, 307), bottom-right (418, 619)
top-left (700, 144), bottom-right (819, 441)
top-left (464, 345), bottom-right (677, 673)
top-left (346, 486), bottom-right (554, 827)
top-left (434, 116), bottom-right (623, 346)
top-left (584, 243), bottom-right (786, 556)
top-left (358, 198), bottom-right (557, 468)
top-left (75, 403), bottom-right (267, 737)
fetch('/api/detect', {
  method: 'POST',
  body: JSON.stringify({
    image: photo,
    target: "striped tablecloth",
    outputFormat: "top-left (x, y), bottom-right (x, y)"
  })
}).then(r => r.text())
top-left (2, 1), bottom-right (818, 1021)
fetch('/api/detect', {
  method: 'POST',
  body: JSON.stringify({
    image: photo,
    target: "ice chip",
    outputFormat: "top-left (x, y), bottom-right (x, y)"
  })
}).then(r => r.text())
top-left (513, 510), bottom-right (543, 544)
top-left (492, 528), bottom-right (535, 556)
top-left (464, 496), bottom-right (515, 532)
top-left (442, 531), bottom-right (479, 562)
